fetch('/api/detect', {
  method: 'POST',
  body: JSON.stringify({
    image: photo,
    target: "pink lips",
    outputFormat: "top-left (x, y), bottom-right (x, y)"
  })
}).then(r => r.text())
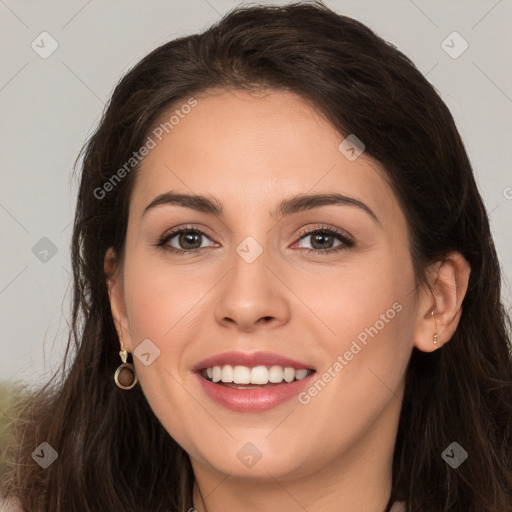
top-left (193, 350), bottom-right (314, 372)
top-left (193, 351), bottom-right (316, 412)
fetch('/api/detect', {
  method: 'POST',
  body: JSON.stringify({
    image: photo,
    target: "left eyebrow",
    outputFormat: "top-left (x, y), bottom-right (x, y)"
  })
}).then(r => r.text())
top-left (141, 191), bottom-right (380, 226)
top-left (274, 192), bottom-right (381, 226)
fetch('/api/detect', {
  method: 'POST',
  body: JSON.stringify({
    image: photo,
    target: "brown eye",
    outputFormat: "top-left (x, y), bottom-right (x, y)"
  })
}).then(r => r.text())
top-left (157, 226), bottom-right (217, 254)
top-left (306, 231), bottom-right (338, 250)
top-left (174, 231), bottom-right (204, 250)
top-left (295, 226), bottom-right (355, 254)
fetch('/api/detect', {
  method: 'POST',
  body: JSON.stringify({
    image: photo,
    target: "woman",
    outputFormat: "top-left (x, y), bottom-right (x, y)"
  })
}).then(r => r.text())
top-left (2, 1), bottom-right (511, 511)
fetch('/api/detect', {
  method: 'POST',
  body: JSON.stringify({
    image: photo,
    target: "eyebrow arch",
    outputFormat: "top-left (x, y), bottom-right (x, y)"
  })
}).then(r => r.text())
top-left (274, 193), bottom-right (380, 225)
top-left (142, 191), bottom-right (380, 225)
top-left (142, 192), bottom-right (223, 217)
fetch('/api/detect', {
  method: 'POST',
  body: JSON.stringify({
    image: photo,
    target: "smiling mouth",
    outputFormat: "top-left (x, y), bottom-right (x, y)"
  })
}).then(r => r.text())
top-left (199, 365), bottom-right (316, 388)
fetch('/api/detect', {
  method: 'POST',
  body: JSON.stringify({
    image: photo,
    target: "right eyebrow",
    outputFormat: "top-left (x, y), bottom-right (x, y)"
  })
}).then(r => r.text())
top-left (142, 192), bottom-right (223, 218)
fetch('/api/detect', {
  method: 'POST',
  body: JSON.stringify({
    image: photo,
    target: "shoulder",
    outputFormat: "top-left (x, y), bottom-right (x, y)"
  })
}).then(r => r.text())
top-left (390, 501), bottom-right (406, 512)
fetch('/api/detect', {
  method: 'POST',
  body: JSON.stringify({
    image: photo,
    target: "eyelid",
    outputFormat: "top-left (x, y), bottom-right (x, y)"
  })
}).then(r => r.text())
top-left (160, 223), bottom-right (216, 240)
top-left (294, 223), bottom-right (354, 244)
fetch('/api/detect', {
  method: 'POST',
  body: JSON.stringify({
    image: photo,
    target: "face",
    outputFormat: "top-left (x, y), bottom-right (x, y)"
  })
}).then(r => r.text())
top-left (107, 88), bottom-right (422, 483)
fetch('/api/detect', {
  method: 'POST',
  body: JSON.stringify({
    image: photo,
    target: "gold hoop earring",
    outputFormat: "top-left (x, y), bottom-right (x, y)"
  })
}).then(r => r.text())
top-left (431, 310), bottom-right (438, 351)
top-left (114, 345), bottom-right (138, 390)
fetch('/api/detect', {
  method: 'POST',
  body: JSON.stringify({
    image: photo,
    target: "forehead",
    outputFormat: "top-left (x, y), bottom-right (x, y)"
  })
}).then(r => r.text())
top-left (130, 89), bottom-right (398, 222)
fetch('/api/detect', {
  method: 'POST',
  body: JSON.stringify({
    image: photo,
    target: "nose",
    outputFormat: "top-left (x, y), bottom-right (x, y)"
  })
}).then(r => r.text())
top-left (214, 249), bottom-right (291, 332)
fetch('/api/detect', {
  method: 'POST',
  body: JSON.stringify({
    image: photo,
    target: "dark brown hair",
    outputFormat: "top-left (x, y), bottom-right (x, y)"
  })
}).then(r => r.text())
top-left (2, 1), bottom-right (512, 510)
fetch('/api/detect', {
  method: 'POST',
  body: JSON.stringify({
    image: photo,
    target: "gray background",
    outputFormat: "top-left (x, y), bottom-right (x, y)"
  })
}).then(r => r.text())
top-left (1, 0), bottom-right (511, 386)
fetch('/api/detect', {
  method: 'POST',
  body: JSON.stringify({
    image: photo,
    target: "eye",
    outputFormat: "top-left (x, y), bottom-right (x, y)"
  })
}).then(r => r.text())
top-left (156, 225), bottom-right (217, 255)
top-left (294, 225), bottom-right (355, 255)
top-left (154, 223), bottom-right (355, 256)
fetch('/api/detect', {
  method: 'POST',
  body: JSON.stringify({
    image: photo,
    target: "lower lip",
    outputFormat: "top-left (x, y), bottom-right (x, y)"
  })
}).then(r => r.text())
top-left (195, 372), bottom-right (315, 412)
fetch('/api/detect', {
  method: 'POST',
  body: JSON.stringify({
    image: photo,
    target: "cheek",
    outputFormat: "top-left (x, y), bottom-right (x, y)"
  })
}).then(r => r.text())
top-left (122, 245), bottom-right (207, 342)
top-left (120, 249), bottom-right (190, 388)
top-left (302, 249), bottom-right (416, 405)
top-left (293, 267), bottom-right (415, 463)
top-left (301, 248), bottom-right (414, 347)
top-left (120, 252), bottom-right (205, 450)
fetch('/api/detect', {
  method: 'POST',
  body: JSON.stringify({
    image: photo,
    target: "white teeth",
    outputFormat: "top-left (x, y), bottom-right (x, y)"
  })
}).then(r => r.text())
top-left (221, 365), bottom-right (234, 383)
top-left (268, 365), bottom-right (283, 383)
top-left (203, 364), bottom-right (312, 385)
top-left (212, 366), bottom-right (222, 383)
top-left (283, 367), bottom-right (295, 383)
top-left (233, 365), bottom-right (251, 384)
top-left (295, 369), bottom-right (308, 381)
top-left (250, 366), bottom-right (269, 384)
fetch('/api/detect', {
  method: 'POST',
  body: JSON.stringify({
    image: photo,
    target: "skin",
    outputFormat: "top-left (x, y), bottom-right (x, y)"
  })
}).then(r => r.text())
top-left (105, 89), bottom-right (470, 512)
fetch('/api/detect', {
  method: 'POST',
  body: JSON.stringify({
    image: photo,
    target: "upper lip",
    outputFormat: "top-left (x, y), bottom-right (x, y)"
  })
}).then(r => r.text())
top-left (193, 351), bottom-right (315, 372)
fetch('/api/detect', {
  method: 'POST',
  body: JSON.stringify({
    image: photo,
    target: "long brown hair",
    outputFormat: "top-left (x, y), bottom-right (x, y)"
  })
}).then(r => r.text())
top-left (2, 2), bottom-right (512, 510)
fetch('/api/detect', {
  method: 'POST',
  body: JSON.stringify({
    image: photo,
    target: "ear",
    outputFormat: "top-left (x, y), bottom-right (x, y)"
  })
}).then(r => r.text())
top-left (414, 251), bottom-right (471, 352)
top-left (104, 247), bottom-right (134, 353)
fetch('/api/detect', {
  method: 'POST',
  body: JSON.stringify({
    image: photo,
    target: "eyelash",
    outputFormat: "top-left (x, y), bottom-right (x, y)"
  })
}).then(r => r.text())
top-left (154, 223), bottom-right (355, 256)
